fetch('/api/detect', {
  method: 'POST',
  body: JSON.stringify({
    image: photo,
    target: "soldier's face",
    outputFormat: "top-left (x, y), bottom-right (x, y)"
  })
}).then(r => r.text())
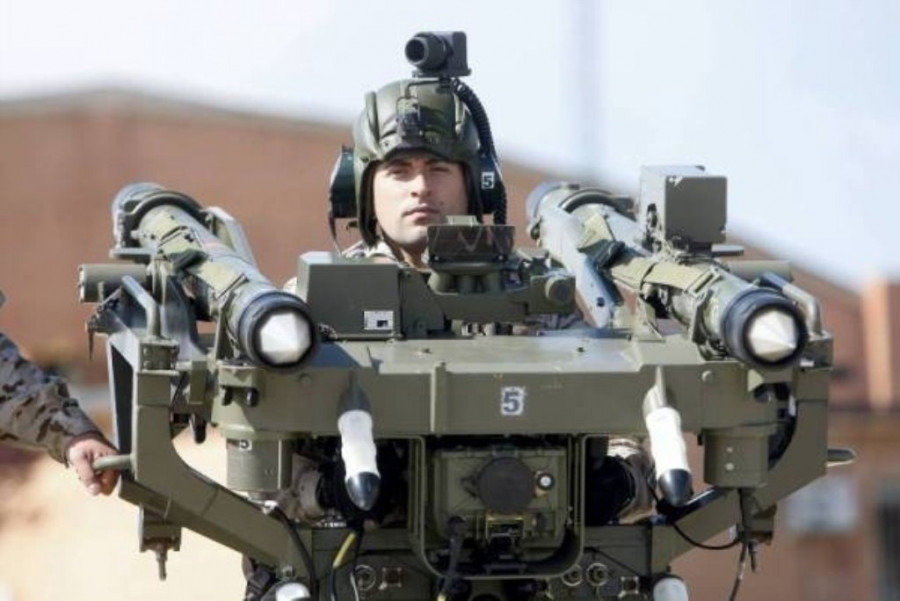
top-left (372, 152), bottom-right (468, 257)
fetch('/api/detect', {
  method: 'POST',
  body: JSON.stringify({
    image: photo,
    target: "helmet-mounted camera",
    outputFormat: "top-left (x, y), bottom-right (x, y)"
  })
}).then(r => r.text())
top-left (404, 32), bottom-right (471, 79)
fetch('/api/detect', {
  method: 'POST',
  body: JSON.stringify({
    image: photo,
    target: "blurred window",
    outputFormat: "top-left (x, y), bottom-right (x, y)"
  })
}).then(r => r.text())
top-left (784, 474), bottom-right (859, 534)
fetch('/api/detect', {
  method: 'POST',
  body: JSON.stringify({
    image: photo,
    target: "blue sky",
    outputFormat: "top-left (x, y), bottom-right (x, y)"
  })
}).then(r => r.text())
top-left (1, 0), bottom-right (897, 290)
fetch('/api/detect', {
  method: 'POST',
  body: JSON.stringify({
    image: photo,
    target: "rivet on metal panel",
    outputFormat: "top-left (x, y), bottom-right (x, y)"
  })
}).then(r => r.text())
top-left (561, 565), bottom-right (583, 588)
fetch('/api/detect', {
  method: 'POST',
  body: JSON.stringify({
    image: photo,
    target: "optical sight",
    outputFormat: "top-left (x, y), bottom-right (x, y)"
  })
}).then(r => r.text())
top-left (405, 31), bottom-right (471, 78)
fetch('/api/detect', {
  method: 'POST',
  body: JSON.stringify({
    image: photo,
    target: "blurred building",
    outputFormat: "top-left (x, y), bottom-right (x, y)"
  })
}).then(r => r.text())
top-left (0, 89), bottom-right (897, 600)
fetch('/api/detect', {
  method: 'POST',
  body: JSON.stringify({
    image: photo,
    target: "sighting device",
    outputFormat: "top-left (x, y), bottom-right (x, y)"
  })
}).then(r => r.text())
top-left (405, 32), bottom-right (471, 79)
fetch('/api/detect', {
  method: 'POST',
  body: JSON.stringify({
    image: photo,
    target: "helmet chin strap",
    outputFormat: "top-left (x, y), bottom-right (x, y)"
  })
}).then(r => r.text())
top-left (326, 208), bottom-right (342, 254)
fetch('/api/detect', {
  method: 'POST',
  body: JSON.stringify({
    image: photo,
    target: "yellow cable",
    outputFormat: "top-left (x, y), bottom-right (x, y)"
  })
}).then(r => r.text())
top-left (332, 530), bottom-right (358, 569)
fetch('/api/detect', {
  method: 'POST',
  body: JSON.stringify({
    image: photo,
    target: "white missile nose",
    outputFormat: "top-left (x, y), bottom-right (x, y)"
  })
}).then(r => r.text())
top-left (746, 308), bottom-right (798, 362)
top-left (272, 581), bottom-right (311, 600)
top-left (652, 576), bottom-right (689, 601)
top-left (256, 310), bottom-right (312, 366)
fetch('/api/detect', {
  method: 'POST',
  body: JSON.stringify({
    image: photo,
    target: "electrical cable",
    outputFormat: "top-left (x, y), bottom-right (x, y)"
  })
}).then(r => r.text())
top-left (727, 538), bottom-right (749, 601)
top-left (329, 563), bottom-right (337, 601)
top-left (349, 530), bottom-right (364, 601)
top-left (670, 520), bottom-right (741, 551)
top-left (268, 505), bottom-right (319, 601)
top-left (450, 80), bottom-right (496, 158)
top-left (738, 488), bottom-right (760, 571)
top-left (349, 568), bottom-right (360, 601)
top-left (330, 530), bottom-right (359, 601)
top-left (334, 530), bottom-right (359, 568)
top-left (648, 486), bottom-right (740, 551)
top-left (435, 517), bottom-right (466, 601)
top-left (450, 78), bottom-right (507, 226)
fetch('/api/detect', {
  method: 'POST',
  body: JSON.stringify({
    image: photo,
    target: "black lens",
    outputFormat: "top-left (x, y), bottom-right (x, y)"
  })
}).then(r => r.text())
top-left (405, 38), bottom-right (426, 63)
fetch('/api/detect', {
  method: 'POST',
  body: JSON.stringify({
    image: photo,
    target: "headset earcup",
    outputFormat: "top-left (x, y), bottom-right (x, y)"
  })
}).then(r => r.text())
top-left (328, 146), bottom-right (357, 219)
top-left (477, 152), bottom-right (505, 221)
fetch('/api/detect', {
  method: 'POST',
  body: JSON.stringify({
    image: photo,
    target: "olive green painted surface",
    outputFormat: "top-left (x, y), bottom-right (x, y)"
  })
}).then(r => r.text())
top-left (81, 170), bottom-right (835, 599)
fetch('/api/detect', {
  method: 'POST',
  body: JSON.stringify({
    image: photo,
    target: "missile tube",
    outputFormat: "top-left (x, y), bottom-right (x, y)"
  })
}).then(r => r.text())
top-left (113, 184), bottom-right (318, 369)
top-left (528, 183), bottom-right (808, 369)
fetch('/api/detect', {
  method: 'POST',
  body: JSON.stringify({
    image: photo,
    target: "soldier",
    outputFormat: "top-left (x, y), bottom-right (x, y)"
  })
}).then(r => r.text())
top-left (0, 290), bottom-right (119, 495)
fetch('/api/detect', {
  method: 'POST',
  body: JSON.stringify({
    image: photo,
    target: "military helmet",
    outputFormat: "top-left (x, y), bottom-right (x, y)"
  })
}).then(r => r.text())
top-left (330, 78), bottom-right (501, 246)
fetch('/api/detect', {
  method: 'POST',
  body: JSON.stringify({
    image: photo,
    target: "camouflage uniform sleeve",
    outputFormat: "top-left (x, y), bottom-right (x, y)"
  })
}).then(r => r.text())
top-left (0, 332), bottom-right (101, 463)
top-left (513, 310), bottom-right (586, 335)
